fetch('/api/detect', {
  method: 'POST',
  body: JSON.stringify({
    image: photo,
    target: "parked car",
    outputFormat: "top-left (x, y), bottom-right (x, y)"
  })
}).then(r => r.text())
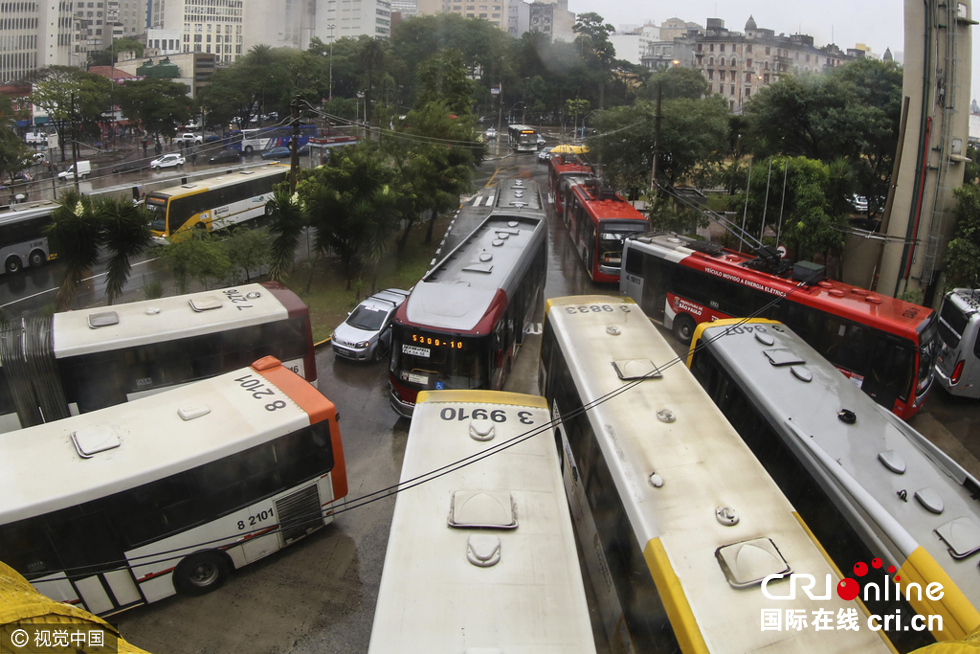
top-left (204, 135), bottom-right (224, 143)
top-left (261, 145), bottom-right (309, 159)
top-left (10, 171), bottom-right (33, 183)
top-left (21, 152), bottom-right (46, 167)
top-left (209, 148), bottom-right (242, 165)
top-left (57, 161), bottom-right (91, 181)
top-left (175, 132), bottom-right (203, 146)
top-left (150, 154), bottom-right (185, 170)
top-left (331, 289), bottom-right (411, 362)
top-left (485, 127), bottom-right (497, 140)
top-left (850, 194), bottom-right (869, 213)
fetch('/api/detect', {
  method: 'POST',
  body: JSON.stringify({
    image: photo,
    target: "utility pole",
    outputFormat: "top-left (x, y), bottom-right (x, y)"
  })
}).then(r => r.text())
top-left (328, 24), bottom-right (335, 101)
top-left (496, 80), bottom-right (503, 142)
top-left (70, 92), bottom-right (79, 192)
top-left (290, 95), bottom-right (301, 193)
top-left (650, 81), bottom-right (662, 198)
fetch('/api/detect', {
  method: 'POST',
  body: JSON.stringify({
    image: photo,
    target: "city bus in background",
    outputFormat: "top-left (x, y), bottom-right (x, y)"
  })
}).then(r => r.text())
top-left (688, 319), bottom-right (980, 646)
top-left (388, 178), bottom-right (547, 417)
top-left (0, 356), bottom-right (347, 616)
top-left (507, 124), bottom-right (538, 153)
top-left (0, 282), bottom-right (316, 433)
top-left (368, 390), bottom-right (595, 654)
top-left (547, 151), bottom-right (592, 215)
top-left (145, 164), bottom-right (288, 242)
top-left (620, 231), bottom-right (940, 419)
top-left (934, 288), bottom-right (980, 398)
top-left (0, 200), bottom-right (57, 275)
top-left (561, 178), bottom-right (648, 283)
top-left (236, 124), bottom-right (318, 155)
top-left (538, 295), bottom-right (893, 653)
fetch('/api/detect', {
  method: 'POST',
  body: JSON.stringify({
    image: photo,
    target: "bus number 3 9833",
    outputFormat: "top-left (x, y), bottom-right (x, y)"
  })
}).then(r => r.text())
top-left (438, 407), bottom-right (536, 424)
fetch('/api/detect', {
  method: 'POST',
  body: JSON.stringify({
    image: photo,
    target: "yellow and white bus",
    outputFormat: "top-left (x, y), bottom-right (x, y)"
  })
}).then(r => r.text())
top-left (368, 390), bottom-right (596, 654)
top-left (145, 164), bottom-right (288, 242)
top-left (0, 356), bottom-right (347, 616)
top-left (539, 296), bottom-right (893, 653)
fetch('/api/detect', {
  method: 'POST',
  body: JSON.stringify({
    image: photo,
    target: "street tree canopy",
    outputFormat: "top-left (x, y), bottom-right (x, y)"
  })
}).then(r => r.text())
top-left (30, 67), bottom-right (111, 162)
top-left (115, 78), bottom-right (193, 137)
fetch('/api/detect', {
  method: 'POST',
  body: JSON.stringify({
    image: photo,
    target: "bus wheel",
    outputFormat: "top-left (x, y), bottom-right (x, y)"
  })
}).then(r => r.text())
top-left (673, 315), bottom-right (696, 344)
top-left (5, 256), bottom-right (22, 273)
top-left (28, 250), bottom-right (45, 268)
top-left (174, 552), bottom-right (229, 596)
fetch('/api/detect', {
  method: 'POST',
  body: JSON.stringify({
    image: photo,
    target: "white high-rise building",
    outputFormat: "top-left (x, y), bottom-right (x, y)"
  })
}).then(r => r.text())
top-left (243, 0), bottom-right (317, 51)
top-left (315, 0), bottom-right (391, 41)
top-left (1, 0), bottom-right (73, 82)
top-left (151, 0), bottom-right (244, 63)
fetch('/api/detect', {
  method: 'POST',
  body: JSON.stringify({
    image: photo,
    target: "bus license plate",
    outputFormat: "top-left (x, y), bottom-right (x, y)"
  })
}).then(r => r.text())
top-left (402, 345), bottom-right (430, 357)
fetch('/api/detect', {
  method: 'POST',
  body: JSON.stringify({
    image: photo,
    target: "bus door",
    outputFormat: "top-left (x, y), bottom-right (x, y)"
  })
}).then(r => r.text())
top-left (861, 337), bottom-right (914, 412)
top-left (53, 513), bottom-right (144, 615)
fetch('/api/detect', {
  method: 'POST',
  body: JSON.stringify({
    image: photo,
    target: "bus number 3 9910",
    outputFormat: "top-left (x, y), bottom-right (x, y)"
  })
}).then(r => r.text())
top-left (438, 407), bottom-right (535, 424)
top-left (235, 374), bottom-right (288, 411)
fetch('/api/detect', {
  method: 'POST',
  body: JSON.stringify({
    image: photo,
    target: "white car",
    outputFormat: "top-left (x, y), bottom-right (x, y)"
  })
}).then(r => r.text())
top-left (485, 127), bottom-right (497, 140)
top-left (176, 132), bottom-right (203, 145)
top-left (150, 154), bottom-right (185, 170)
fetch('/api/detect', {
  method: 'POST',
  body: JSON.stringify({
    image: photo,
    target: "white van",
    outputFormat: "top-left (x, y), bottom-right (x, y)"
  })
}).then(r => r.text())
top-left (57, 161), bottom-right (91, 181)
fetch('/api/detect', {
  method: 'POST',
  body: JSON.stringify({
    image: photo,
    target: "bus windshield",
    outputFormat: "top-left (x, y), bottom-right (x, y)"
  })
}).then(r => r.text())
top-left (599, 221), bottom-right (648, 265)
top-left (391, 330), bottom-right (487, 390)
top-left (146, 196), bottom-right (168, 232)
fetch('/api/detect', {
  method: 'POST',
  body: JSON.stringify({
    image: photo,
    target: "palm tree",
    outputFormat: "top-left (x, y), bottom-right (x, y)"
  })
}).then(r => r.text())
top-left (45, 190), bottom-right (102, 311)
top-left (266, 187), bottom-right (308, 282)
top-left (96, 197), bottom-right (154, 305)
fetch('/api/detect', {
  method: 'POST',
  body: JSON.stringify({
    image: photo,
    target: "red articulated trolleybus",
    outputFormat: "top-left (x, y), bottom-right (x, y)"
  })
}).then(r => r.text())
top-left (388, 178), bottom-right (547, 417)
top-left (561, 178), bottom-right (649, 283)
top-left (621, 231), bottom-right (941, 419)
top-left (547, 152), bottom-right (593, 215)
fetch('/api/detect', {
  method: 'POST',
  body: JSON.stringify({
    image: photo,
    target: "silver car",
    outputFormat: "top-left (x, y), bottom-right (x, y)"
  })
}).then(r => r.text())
top-left (331, 289), bottom-right (410, 362)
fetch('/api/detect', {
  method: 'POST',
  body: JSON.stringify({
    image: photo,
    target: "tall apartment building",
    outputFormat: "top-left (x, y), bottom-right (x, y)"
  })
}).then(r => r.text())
top-left (243, 0), bottom-right (316, 50)
top-left (693, 16), bottom-right (854, 113)
top-left (527, 0), bottom-right (572, 42)
top-left (421, 0), bottom-right (506, 31)
top-left (73, 0), bottom-right (148, 64)
top-left (1, 0), bottom-right (73, 83)
top-left (151, 0), bottom-right (244, 63)
top-left (314, 0), bottom-right (392, 41)
top-left (389, 0), bottom-right (415, 17)
top-left (609, 22), bottom-right (660, 65)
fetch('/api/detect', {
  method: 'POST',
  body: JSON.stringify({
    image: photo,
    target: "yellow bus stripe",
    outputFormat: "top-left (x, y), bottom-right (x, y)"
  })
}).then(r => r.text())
top-left (792, 512), bottom-right (899, 653)
top-left (687, 317), bottom-right (780, 368)
top-left (899, 546), bottom-right (980, 641)
top-left (416, 390), bottom-right (547, 409)
top-left (643, 538), bottom-right (710, 654)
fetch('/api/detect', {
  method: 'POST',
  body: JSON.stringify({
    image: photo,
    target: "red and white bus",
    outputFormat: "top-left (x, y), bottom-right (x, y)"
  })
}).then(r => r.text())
top-left (388, 179), bottom-right (547, 417)
top-left (0, 281), bottom-right (317, 433)
top-left (547, 152), bottom-right (592, 215)
top-left (0, 356), bottom-right (346, 616)
top-left (621, 231), bottom-right (940, 419)
top-left (561, 178), bottom-right (649, 283)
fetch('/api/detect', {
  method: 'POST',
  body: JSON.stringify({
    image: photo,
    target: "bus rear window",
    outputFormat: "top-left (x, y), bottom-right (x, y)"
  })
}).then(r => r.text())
top-left (939, 298), bottom-right (969, 347)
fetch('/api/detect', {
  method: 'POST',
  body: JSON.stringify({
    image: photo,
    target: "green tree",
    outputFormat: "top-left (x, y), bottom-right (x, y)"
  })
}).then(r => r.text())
top-left (30, 67), bottom-right (111, 162)
top-left (45, 191), bottom-right (101, 311)
top-left (358, 37), bottom-right (387, 124)
top-left (638, 66), bottom-right (709, 102)
top-left (944, 185), bottom-right (980, 289)
top-left (299, 142), bottom-right (404, 289)
top-left (415, 48), bottom-right (475, 115)
top-left (115, 78), bottom-right (193, 137)
top-left (89, 37), bottom-right (146, 65)
top-left (573, 12), bottom-right (615, 109)
top-left (223, 226), bottom-right (271, 282)
top-left (158, 230), bottom-right (233, 293)
top-left (266, 188), bottom-right (308, 282)
top-left (0, 93), bottom-right (30, 184)
top-left (94, 197), bottom-right (153, 305)
top-left (743, 156), bottom-right (846, 262)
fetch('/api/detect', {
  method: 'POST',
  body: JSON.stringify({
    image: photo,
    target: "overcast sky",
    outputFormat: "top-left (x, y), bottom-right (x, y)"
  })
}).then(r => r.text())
top-left (567, 0), bottom-right (980, 105)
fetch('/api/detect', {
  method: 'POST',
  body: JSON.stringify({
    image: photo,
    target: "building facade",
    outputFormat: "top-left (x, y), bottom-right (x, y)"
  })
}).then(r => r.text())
top-left (693, 16), bottom-right (854, 113)
top-left (243, 0), bottom-right (317, 51)
top-left (527, 0), bottom-right (572, 42)
top-left (115, 51), bottom-right (214, 97)
top-left (314, 0), bottom-right (392, 41)
top-left (151, 0), bottom-right (243, 64)
top-left (0, 0), bottom-right (73, 82)
top-left (641, 40), bottom-right (695, 71)
top-left (609, 23), bottom-right (660, 66)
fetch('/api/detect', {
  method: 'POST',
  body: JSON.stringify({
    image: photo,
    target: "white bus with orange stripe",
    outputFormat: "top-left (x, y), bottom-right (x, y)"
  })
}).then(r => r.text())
top-left (0, 356), bottom-right (346, 617)
top-left (369, 390), bottom-right (596, 654)
top-left (539, 296), bottom-right (893, 653)
top-left (688, 318), bottom-right (980, 648)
